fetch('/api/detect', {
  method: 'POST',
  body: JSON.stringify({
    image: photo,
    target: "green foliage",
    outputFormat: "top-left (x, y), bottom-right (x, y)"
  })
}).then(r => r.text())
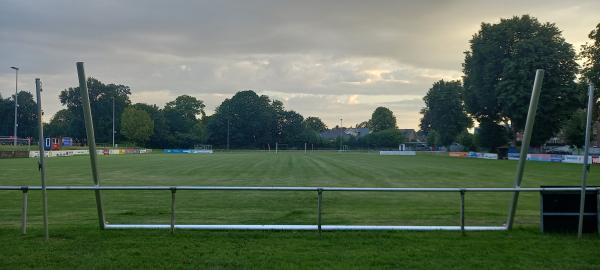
top-left (0, 92), bottom-right (38, 139)
top-left (562, 109), bottom-right (589, 148)
top-left (475, 119), bottom-right (508, 151)
top-left (132, 103), bottom-right (170, 148)
top-left (463, 15), bottom-right (579, 146)
top-left (426, 130), bottom-right (440, 147)
top-left (164, 95), bottom-right (206, 134)
top-left (120, 107), bottom-right (154, 146)
top-left (303, 116), bottom-right (327, 132)
top-left (456, 131), bottom-right (476, 151)
top-left (362, 128), bottom-right (404, 148)
top-left (57, 78), bottom-right (131, 143)
top-left (420, 80), bottom-right (471, 146)
top-left (581, 23), bottom-right (600, 87)
top-left (162, 95), bottom-right (206, 148)
top-left (206, 90), bottom-right (316, 148)
top-left (369, 107), bottom-right (397, 132)
top-left (206, 90), bottom-right (276, 148)
top-left (45, 109), bottom-right (73, 138)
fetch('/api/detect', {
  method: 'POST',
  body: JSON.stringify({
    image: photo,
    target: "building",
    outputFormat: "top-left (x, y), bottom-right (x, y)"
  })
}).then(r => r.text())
top-left (319, 128), bottom-right (370, 140)
top-left (398, 129), bottom-right (417, 142)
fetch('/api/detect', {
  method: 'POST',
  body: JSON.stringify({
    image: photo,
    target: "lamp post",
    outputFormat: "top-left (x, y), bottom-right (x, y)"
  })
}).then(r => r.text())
top-left (339, 117), bottom-right (343, 151)
top-left (227, 118), bottom-right (230, 151)
top-left (112, 97), bottom-right (115, 148)
top-left (10, 66), bottom-right (19, 146)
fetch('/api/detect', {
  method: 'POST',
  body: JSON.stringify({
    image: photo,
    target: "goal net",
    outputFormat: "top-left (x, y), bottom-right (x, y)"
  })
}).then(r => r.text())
top-left (0, 136), bottom-right (31, 150)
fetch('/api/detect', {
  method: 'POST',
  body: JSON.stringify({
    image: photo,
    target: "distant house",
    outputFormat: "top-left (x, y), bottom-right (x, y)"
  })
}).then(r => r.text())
top-left (398, 129), bottom-right (417, 142)
top-left (320, 128), bottom-right (370, 140)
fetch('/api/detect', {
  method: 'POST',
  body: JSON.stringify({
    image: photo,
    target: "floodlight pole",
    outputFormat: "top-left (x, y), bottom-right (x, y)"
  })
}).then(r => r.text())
top-left (11, 66), bottom-right (19, 146)
top-left (578, 82), bottom-right (595, 238)
top-left (77, 62), bottom-right (106, 229)
top-left (35, 78), bottom-right (49, 240)
top-left (339, 117), bottom-right (343, 151)
top-left (506, 69), bottom-right (544, 230)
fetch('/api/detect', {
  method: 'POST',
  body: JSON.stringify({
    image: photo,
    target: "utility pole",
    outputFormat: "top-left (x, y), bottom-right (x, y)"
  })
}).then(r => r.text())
top-left (112, 97), bottom-right (115, 148)
top-left (11, 66), bottom-right (19, 146)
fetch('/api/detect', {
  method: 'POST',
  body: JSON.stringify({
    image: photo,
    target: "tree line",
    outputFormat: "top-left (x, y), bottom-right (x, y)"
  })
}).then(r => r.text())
top-left (0, 79), bottom-right (406, 149)
top-left (419, 16), bottom-right (600, 151)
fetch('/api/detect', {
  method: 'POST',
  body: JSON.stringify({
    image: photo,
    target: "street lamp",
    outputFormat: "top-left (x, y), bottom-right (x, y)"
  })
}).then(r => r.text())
top-left (10, 66), bottom-right (19, 146)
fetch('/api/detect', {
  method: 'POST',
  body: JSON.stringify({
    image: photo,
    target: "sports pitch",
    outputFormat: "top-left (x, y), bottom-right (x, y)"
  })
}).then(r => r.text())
top-left (1, 152), bottom-right (599, 269)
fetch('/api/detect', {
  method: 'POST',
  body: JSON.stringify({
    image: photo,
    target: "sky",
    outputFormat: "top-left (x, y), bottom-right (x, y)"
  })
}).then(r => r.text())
top-left (1, 0), bottom-right (598, 129)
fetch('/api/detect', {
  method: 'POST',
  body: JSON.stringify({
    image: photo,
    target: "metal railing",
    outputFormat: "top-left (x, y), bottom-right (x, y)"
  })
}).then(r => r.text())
top-left (2, 185), bottom-right (598, 235)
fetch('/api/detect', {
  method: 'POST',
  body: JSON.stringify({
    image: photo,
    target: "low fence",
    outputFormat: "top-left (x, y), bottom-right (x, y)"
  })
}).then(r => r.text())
top-left (448, 151), bottom-right (600, 164)
top-left (163, 149), bottom-right (213, 154)
top-left (2, 185), bottom-right (598, 235)
top-left (28, 148), bottom-right (151, 158)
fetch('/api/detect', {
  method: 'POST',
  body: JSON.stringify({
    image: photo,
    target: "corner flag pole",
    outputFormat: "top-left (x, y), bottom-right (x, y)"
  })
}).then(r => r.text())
top-left (77, 62), bottom-right (106, 229)
top-left (506, 69), bottom-right (544, 230)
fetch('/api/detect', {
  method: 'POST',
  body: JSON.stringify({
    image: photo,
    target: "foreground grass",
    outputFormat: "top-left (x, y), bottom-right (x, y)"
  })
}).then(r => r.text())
top-left (1, 151), bottom-right (599, 269)
top-left (1, 227), bottom-right (599, 269)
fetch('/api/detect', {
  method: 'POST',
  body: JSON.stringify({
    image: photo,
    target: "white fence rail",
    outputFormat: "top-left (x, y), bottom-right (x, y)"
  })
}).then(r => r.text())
top-left (2, 185), bottom-right (598, 235)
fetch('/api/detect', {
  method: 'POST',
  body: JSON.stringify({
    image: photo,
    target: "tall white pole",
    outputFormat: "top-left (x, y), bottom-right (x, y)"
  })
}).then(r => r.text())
top-left (35, 78), bottom-right (49, 240)
top-left (339, 117), bottom-right (343, 151)
top-left (11, 67), bottom-right (19, 146)
top-left (112, 97), bottom-right (115, 148)
top-left (578, 82), bottom-right (595, 238)
top-left (506, 69), bottom-right (544, 230)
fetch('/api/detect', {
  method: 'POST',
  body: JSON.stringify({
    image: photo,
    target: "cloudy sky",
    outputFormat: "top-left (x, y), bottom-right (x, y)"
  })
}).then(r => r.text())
top-left (1, 0), bottom-right (598, 129)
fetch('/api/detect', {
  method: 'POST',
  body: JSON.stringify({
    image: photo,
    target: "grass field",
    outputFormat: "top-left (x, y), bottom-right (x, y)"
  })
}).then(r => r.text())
top-left (1, 151), bottom-right (599, 269)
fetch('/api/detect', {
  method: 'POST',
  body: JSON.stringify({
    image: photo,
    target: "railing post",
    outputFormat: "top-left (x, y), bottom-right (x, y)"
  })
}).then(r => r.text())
top-left (597, 191), bottom-right (600, 236)
top-left (170, 187), bottom-right (176, 234)
top-left (21, 187), bottom-right (28, 235)
top-left (317, 189), bottom-right (323, 234)
top-left (460, 189), bottom-right (465, 235)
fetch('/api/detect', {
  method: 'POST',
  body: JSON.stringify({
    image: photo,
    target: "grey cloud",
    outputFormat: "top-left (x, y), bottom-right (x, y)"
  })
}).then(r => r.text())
top-left (1, 0), bottom-right (598, 128)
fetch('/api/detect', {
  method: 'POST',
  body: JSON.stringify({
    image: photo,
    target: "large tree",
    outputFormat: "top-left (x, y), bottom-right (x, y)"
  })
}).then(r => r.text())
top-left (121, 107), bottom-right (154, 146)
top-left (132, 103), bottom-right (169, 148)
top-left (463, 15), bottom-right (579, 146)
top-left (0, 92), bottom-right (38, 139)
top-left (303, 116), bottom-right (327, 132)
top-left (420, 80), bottom-right (471, 146)
top-left (45, 109), bottom-right (74, 138)
top-left (59, 78), bottom-right (131, 143)
top-left (368, 107), bottom-right (397, 132)
top-left (162, 95), bottom-right (206, 148)
top-left (207, 90), bottom-right (276, 148)
top-left (581, 23), bottom-right (600, 87)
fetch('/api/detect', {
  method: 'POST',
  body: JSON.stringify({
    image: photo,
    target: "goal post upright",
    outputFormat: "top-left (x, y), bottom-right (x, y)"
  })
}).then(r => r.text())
top-left (77, 62), bottom-right (106, 229)
top-left (506, 69), bottom-right (544, 230)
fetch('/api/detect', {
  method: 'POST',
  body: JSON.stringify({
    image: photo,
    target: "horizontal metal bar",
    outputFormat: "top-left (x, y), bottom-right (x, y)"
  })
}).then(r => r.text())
top-left (0, 186), bottom-right (596, 192)
top-left (104, 224), bottom-right (507, 231)
top-left (542, 213), bottom-right (598, 216)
